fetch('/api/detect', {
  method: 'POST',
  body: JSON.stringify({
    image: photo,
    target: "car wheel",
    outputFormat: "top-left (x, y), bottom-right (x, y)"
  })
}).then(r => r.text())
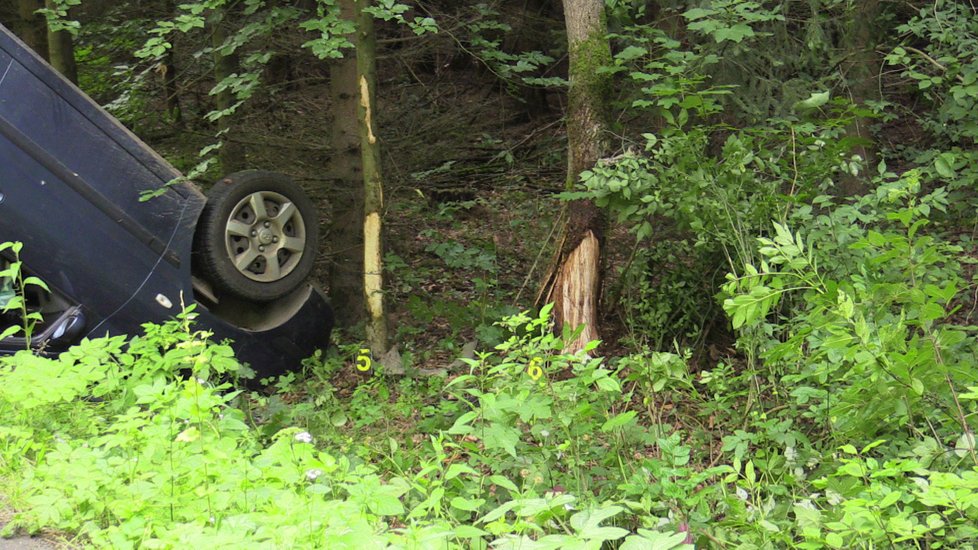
top-left (195, 170), bottom-right (319, 302)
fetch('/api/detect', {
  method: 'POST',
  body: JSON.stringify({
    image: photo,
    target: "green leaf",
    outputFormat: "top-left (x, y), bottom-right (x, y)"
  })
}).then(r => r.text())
top-left (447, 411), bottom-right (477, 435)
top-left (825, 532), bottom-right (844, 548)
top-left (21, 277), bottom-right (49, 291)
top-left (451, 497), bottom-right (486, 512)
top-left (682, 8), bottom-right (714, 20)
top-left (934, 153), bottom-right (956, 178)
top-left (954, 432), bottom-right (976, 457)
top-left (484, 422), bottom-right (520, 457)
top-left (616, 46), bottom-right (647, 62)
top-left (570, 506), bottom-right (627, 541)
top-left (622, 530), bottom-right (692, 550)
top-left (454, 525), bottom-right (488, 538)
top-left (595, 376), bottom-right (621, 392)
top-left (713, 24), bottom-right (755, 43)
top-left (759, 520), bottom-right (779, 532)
top-left (478, 500), bottom-right (518, 524)
top-left (601, 411), bottom-right (638, 432)
top-left (445, 463), bottom-right (478, 481)
top-left (878, 491), bottom-right (902, 508)
top-left (919, 302), bottom-right (946, 323)
top-left (490, 475), bottom-right (519, 494)
top-left (794, 91), bottom-right (830, 111)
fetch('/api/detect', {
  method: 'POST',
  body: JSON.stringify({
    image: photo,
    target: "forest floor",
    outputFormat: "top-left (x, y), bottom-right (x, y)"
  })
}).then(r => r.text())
top-left (151, 69), bottom-right (650, 372)
top-left (0, 506), bottom-right (61, 550)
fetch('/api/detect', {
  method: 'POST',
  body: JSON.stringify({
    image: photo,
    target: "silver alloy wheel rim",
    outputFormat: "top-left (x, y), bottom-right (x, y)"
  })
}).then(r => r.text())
top-left (224, 191), bottom-right (306, 283)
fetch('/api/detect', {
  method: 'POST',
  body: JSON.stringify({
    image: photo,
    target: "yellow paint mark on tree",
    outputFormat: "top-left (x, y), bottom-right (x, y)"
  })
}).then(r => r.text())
top-left (364, 211), bottom-right (383, 317)
top-left (359, 75), bottom-right (377, 145)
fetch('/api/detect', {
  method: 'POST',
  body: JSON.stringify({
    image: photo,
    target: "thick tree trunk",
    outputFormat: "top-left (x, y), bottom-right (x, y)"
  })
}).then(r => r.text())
top-left (356, 0), bottom-right (388, 356)
top-left (329, 0), bottom-right (365, 326)
top-left (545, 0), bottom-right (612, 352)
top-left (15, 0), bottom-right (48, 60)
top-left (210, 8), bottom-right (245, 173)
top-left (44, 0), bottom-right (75, 83)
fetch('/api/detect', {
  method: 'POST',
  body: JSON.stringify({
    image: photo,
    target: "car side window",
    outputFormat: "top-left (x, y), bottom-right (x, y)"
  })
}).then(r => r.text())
top-left (0, 257), bottom-right (19, 331)
top-left (0, 258), bottom-right (86, 350)
top-left (0, 262), bottom-right (13, 307)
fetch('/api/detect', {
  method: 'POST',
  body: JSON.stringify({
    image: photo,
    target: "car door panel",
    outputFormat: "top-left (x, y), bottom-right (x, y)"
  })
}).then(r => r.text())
top-left (0, 49), bottom-right (189, 241)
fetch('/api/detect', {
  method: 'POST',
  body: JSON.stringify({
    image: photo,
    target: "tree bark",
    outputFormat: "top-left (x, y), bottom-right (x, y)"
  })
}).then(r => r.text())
top-left (44, 0), bottom-right (76, 83)
top-left (329, 0), bottom-right (365, 326)
top-left (543, 0), bottom-right (612, 353)
top-left (841, 0), bottom-right (879, 195)
top-left (209, 8), bottom-right (246, 173)
top-left (356, 0), bottom-right (389, 356)
top-left (161, 0), bottom-right (182, 125)
top-left (15, 0), bottom-right (48, 60)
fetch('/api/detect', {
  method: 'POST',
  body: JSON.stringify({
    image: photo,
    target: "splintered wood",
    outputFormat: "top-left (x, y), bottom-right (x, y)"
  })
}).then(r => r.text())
top-left (551, 229), bottom-right (600, 353)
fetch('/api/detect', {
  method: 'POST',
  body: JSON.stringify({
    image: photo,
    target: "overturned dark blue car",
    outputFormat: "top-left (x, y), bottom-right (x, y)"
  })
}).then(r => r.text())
top-left (0, 24), bottom-right (333, 378)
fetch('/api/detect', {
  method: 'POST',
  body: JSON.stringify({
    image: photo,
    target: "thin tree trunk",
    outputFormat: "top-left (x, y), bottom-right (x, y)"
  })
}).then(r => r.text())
top-left (162, 0), bottom-right (182, 124)
top-left (44, 0), bottom-right (75, 83)
top-left (209, 8), bottom-right (245, 173)
top-left (842, 0), bottom-right (879, 195)
top-left (505, 0), bottom-right (554, 120)
top-left (543, 0), bottom-right (612, 353)
top-left (356, 0), bottom-right (388, 356)
top-left (16, 0), bottom-right (47, 60)
top-left (329, 0), bottom-right (365, 326)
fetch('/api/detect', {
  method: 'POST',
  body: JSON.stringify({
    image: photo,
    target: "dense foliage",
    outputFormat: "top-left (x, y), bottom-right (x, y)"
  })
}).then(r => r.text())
top-left (2, 0), bottom-right (978, 547)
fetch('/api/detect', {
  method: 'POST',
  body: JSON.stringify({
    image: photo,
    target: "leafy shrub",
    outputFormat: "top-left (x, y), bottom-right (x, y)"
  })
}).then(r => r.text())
top-left (723, 169), bottom-right (975, 442)
top-left (0, 289), bottom-right (693, 547)
top-left (571, 113), bottom-right (858, 348)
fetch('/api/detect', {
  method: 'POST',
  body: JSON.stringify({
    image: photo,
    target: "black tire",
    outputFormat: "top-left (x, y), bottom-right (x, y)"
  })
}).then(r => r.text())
top-left (195, 170), bottom-right (318, 302)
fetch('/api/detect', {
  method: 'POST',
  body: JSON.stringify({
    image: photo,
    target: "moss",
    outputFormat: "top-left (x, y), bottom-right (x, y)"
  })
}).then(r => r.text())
top-left (568, 31), bottom-right (614, 104)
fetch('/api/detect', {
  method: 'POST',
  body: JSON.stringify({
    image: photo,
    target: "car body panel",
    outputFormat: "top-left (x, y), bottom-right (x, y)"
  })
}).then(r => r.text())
top-left (0, 24), bottom-right (333, 378)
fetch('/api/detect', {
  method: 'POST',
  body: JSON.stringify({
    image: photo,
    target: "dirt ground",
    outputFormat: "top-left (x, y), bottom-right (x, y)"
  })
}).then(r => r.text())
top-left (0, 505), bottom-right (64, 550)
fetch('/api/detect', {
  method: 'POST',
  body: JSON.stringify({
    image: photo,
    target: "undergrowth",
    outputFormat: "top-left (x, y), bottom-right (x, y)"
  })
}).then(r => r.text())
top-left (2, 230), bottom-right (977, 547)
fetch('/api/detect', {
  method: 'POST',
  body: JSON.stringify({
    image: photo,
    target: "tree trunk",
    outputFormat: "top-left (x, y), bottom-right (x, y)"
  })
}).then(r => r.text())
top-left (329, 0), bottom-right (365, 327)
top-left (15, 0), bottom-right (47, 60)
top-left (841, 0), bottom-right (879, 195)
top-left (162, 0), bottom-right (182, 125)
top-left (504, 0), bottom-right (555, 120)
top-left (356, 0), bottom-right (388, 356)
top-left (543, 0), bottom-right (612, 353)
top-left (44, 0), bottom-right (76, 83)
top-left (209, 8), bottom-right (245, 173)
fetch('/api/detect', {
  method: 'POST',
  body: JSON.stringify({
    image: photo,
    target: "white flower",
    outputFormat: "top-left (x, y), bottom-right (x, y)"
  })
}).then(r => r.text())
top-left (826, 489), bottom-right (843, 506)
top-left (784, 446), bottom-right (797, 462)
top-left (540, 430), bottom-right (550, 438)
top-left (294, 431), bottom-right (313, 444)
top-left (305, 468), bottom-right (323, 481)
top-left (736, 487), bottom-right (750, 501)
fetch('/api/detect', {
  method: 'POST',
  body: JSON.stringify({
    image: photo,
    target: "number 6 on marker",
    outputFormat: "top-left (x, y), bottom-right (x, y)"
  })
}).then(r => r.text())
top-left (356, 349), bottom-right (372, 371)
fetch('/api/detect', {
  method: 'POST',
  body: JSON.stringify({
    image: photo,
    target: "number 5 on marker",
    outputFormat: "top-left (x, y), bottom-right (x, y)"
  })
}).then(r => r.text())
top-left (356, 349), bottom-right (372, 371)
